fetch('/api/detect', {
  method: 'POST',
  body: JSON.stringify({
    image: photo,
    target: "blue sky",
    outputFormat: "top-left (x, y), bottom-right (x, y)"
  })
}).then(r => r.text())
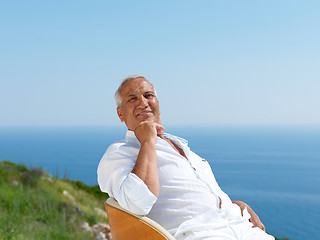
top-left (1, 1), bottom-right (319, 127)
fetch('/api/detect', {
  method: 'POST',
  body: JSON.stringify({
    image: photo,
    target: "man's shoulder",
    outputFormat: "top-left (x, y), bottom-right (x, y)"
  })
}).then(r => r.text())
top-left (105, 136), bottom-right (140, 156)
top-left (107, 138), bottom-right (126, 148)
top-left (106, 138), bottom-right (128, 152)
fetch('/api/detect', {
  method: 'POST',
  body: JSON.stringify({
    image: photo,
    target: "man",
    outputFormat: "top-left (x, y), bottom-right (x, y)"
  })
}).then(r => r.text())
top-left (98, 75), bottom-right (274, 240)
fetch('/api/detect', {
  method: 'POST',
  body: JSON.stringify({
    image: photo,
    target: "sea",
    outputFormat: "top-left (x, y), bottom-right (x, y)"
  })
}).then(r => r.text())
top-left (0, 126), bottom-right (319, 240)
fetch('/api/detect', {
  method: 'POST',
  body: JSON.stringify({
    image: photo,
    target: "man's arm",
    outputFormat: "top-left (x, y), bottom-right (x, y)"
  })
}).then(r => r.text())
top-left (131, 121), bottom-right (164, 197)
top-left (232, 200), bottom-right (266, 232)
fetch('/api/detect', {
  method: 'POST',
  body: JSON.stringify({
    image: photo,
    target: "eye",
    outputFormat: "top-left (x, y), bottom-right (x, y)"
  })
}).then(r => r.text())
top-left (128, 97), bottom-right (137, 102)
top-left (144, 93), bottom-right (154, 98)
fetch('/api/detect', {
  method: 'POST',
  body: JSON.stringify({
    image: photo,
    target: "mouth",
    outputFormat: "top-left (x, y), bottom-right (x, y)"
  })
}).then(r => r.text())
top-left (136, 110), bottom-right (153, 117)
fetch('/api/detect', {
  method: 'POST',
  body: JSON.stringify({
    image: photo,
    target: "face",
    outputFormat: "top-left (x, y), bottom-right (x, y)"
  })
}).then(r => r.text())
top-left (117, 78), bottom-right (161, 130)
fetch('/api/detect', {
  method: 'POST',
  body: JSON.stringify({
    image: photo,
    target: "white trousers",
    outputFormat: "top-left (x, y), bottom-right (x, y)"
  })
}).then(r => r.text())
top-left (180, 221), bottom-right (275, 240)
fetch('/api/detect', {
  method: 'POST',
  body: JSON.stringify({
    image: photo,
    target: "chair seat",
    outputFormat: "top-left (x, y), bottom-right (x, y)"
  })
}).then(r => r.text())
top-left (105, 197), bottom-right (176, 240)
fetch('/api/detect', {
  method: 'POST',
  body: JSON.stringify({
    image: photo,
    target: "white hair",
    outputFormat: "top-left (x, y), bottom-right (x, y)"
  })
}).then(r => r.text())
top-left (115, 75), bottom-right (157, 107)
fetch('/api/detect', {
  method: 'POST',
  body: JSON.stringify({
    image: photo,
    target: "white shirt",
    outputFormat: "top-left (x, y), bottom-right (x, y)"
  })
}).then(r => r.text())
top-left (97, 131), bottom-right (252, 239)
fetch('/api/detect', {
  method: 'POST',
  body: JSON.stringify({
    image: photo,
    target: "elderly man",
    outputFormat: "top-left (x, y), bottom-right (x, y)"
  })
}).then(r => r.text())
top-left (97, 75), bottom-right (274, 240)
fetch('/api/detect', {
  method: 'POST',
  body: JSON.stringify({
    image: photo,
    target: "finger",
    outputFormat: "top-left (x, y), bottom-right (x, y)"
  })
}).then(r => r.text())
top-left (155, 124), bottom-right (164, 136)
top-left (154, 122), bottom-right (164, 129)
top-left (253, 222), bottom-right (265, 232)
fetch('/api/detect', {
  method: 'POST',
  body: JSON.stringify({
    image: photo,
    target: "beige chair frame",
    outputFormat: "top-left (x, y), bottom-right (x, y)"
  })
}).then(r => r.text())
top-left (105, 197), bottom-right (176, 240)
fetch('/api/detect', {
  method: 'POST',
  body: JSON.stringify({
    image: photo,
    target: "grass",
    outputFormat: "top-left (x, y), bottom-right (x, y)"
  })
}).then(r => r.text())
top-left (0, 160), bottom-right (290, 240)
top-left (0, 160), bottom-right (109, 240)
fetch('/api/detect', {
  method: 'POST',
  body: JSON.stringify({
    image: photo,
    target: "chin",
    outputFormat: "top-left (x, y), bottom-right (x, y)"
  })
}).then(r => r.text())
top-left (141, 119), bottom-right (155, 124)
top-left (137, 115), bottom-right (155, 121)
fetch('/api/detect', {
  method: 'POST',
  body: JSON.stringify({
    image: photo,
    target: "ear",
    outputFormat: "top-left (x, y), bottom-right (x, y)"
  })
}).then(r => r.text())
top-left (117, 107), bottom-right (124, 122)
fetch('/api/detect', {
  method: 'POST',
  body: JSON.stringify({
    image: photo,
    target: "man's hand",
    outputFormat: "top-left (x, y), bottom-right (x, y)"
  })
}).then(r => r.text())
top-left (134, 121), bottom-right (164, 144)
top-left (232, 200), bottom-right (266, 232)
top-left (131, 121), bottom-right (164, 197)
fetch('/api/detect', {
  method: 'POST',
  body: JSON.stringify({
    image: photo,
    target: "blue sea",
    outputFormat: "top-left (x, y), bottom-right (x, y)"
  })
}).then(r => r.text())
top-left (0, 126), bottom-right (319, 240)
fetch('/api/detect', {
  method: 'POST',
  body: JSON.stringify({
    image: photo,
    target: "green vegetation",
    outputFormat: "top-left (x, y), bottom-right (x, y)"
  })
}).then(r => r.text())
top-left (0, 160), bottom-right (109, 240)
top-left (0, 160), bottom-right (290, 240)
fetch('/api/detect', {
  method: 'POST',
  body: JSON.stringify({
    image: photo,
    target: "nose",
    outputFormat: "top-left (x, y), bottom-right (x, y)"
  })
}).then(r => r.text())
top-left (137, 95), bottom-right (148, 108)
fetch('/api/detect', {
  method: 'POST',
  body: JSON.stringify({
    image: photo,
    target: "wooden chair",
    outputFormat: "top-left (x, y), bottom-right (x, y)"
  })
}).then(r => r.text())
top-left (104, 197), bottom-right (177, 240)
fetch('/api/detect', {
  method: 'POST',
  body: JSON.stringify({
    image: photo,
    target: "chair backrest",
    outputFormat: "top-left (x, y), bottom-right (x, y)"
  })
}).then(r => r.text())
top-left (104, 197), bottom-right (176, 240)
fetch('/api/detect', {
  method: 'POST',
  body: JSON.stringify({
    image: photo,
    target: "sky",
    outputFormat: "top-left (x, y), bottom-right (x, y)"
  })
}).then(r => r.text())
top-left (1, 1), bottom-right (319, 127)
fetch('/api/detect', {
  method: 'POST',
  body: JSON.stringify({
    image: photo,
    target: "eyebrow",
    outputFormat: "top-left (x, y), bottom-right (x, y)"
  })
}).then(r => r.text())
top-left (126, 91), bottom-right (155, 98)
top-left (144, 91), bottom-right (155, 95)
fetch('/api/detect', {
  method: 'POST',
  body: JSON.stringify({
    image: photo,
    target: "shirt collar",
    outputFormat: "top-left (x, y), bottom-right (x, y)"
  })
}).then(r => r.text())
top-left (125, 130), bottom-right (135, 139)
top-left (125, 130), bottom-right (140, 145)
top-left (163, 133), bottom-right (188, 146)
top-left (125, 130), bottom-right (189, 147)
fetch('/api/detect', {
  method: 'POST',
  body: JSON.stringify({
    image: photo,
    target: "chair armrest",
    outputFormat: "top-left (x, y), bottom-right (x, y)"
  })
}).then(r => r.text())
top-left (105, 197), bottom-right (176, 240)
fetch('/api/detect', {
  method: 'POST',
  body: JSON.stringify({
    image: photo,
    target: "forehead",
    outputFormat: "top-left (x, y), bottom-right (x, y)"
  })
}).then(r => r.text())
top-left (120, 78), bottom-right (155, 97)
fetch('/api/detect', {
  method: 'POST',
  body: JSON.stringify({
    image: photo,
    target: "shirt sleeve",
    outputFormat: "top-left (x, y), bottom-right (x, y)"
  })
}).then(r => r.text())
top-left (97, 142), bottom-right (157, 215)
